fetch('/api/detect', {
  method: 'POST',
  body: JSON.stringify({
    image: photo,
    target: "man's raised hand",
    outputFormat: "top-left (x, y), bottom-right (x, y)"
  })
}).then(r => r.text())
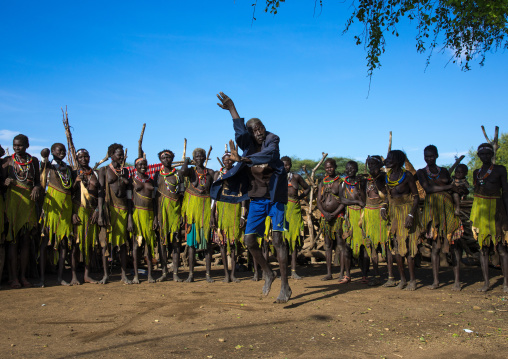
top-left (216, 92), bottom-right (233, 110)
top-left (228, 139), bottom-right (241, 163)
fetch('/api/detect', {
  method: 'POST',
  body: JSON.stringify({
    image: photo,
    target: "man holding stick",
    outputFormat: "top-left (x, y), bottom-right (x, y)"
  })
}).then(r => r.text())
top-left (213, 92), bottom-right (291, 303)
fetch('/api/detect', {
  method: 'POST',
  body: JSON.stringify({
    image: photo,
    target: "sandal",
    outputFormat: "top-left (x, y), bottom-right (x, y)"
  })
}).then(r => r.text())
top-left (338, 276), bottom-right (351, 284)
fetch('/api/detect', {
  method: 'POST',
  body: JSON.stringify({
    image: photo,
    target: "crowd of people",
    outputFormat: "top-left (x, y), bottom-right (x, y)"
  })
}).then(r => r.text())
top-left (0, 92), bottom-right (507, 303)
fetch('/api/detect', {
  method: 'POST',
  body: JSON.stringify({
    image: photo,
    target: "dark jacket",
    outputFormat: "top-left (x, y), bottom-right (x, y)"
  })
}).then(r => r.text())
top-left (210, 118), bottom-right (287, 204)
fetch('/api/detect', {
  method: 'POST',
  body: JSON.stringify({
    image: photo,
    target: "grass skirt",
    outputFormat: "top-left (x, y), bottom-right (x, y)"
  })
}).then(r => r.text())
top-left (183, 191), bottom-right (211, 249)
top-left (108, 204), bottom-right (128, 248)
top-left (421, 192), bottom-right (463, 253)
top-left (6, 183), bottom-right (38, 243)
top-left (363, 204), bottom-right (389, 258)
top-left (388, 194), bottom-right (421, 257)
top-left (284, 199), bottom-right (304, 254)
top-left (470, 194), bottom-right (505, 248)
top-left (320, 215), bottom-right (343, 242)
top-left (41, 185), bottom-right (72, 249)
top-left (159, 194), bottom-right (181, 245)
top-left (344, 205), bottom-right (369, 258)
top-left (215, 201), bottom-right (243, 254)
top-left (73, 204), bottom-right (98, 265)
top-left (133, 206), bottom-right (156, 257)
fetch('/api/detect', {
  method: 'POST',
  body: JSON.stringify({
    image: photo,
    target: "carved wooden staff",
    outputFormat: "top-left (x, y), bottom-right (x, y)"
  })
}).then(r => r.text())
top-left (204, 145), bottom-right (213, 167)
top-left (481, 125), bottom-right (500, 164)
top-left (138, 123), bottom-right (146, 159)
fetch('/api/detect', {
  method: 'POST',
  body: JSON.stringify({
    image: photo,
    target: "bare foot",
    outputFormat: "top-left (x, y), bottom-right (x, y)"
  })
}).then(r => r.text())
top-left (206, 275), bottom-right (214, 283)
top-left (98, 276), bottom-right (109, 285)
top-left (451, 282), bottom-right (462, 291)
top-left (383, 277), bottom-right (397, 287)
top-left (10, 280), bottom-right (22, 289)
top-left (262, 270), bottom-right (276, 297)
top-left (21, 278), bottom-right (32, 288)
top-left (121, 276), bottom-right (132, 285)
top-left (69, 278), bottom-right (81, 286)
top-left (291, 272), bottom-right (303, 280)
top-left (222, 276), bottom-right (230, 283)
top-left (156, 273), bottom-right (168, 283)
top-left (173, 274), bottom-right (183, 282)
top-left (185, 275), bottom-right (194, 283)
top-left (477, 282), bottom-right (490, 292)
top-left (231, 276), bottom-right (240, 283)
top-left (58, 278), bottom-right (71, 286)
top-left (397, 280), bottom-right (407, 290)
top-left (252, 272), bottom-right (260, 281)
top-left (405, 280), bottom-right (417, 291)
top-left (427, 282), bottom-right (439, 290)
top-left (84, 276), bottom-right (98, 284)
top-left (275, 283), bottom-right (292, 303)
top-left (321, 274), bottom-right (333, 281)
top-left (503, 284), bottom-right (508, 293)
top-left (147, 276), bottom-right (156, 283)
top-left (132, 276), bottom-right (140, 284)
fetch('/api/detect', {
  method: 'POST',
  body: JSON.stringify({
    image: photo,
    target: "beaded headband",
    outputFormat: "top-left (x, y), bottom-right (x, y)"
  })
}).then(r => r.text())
top-left (477, 146), bottom-right (494, 153)
top-left (368, 155), bottom-right (382, 163)
top-left (135, 157), bottom-right (145, 164)
top-left (76, 149), bottom-right (89, 156)
top-left (222, 152), bottom-right (232, 161)
top-left (160, 150), bottom-right (174, 157)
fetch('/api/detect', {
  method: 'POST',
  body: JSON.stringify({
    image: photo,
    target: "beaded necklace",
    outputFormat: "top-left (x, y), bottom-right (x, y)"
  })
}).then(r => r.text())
top-left (476, 164), bottom-right (494, 186)
top-left (287, 172), bottom-right (294, 187)
top-left (386, 168), bottom-right (406, 188)
top-left (425, 165), bottom-right (441, 180)
top-left (134, 171), bottom-right (149, 183)
top-left (160, 168), bottom-right (179, 193)
top-left (54, 161), bottom-right (72, 189)
top-left (78, 167), bottom-right (93, 187)
top-left (344, 176), bottom-right (358, 189)
top-left (12, 153), bottom-right (33, 183)
top-left (323, 175), bottom-right (341, 184)
top-left (109, 163), bottom-right (123, 177)
top-left (195, 167), bottom-right (207, 187)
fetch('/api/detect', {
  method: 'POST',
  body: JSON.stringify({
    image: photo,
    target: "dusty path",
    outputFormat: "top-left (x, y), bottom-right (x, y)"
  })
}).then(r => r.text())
top-left (1, 263), bottom-right (507, 358)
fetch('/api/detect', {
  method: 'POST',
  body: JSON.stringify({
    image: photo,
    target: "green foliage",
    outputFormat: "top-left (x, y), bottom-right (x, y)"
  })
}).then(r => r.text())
top-left (257, 1), bottom-right (508, 78)
top-left (290, 156), bottom-right (366, 179)
top-left (466, 132), bottom-right (508, 184)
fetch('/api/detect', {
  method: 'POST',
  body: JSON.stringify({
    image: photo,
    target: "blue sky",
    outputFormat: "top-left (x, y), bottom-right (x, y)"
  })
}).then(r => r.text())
top-left (1, 1), bottom-right (506, 170)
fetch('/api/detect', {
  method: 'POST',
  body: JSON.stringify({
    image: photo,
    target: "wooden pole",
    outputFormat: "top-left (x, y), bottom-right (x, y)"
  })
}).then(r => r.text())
top-left (448, 155), bottom-right (466, 175)
top-left (481, 125), bottom-right (500, 164)
top-left (62, 106), bottom-right (77, 170)
top-left (204, 145), bottom-right (212, 167)
top-left (387, 131), bottom-right (392, 156)
top-left (182, 138), bottom-right (187, 161)
top-left (138, 123), bottom-right (146, 159)
top-left (93, 151), bottom-right (110, 171)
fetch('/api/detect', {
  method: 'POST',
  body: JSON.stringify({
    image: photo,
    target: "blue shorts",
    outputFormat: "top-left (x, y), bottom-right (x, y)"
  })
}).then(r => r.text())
top-left (245, 198), bottom-right (286, 237)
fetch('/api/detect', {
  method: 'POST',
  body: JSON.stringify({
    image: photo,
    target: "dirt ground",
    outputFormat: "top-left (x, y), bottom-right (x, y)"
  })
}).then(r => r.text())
top-left (1, 262), bottom-right (507, 359)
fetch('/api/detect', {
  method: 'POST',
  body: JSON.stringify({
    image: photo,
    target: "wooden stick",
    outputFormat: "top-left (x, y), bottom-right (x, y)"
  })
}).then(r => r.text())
top-left (4, 147), bottom-right (9, 156)
top-left (204, 145), bottom-right (212, 167)
top-left (123, 148), bottom-right (128, 168)
top-left (182, 138), bottom-right (187, 161)
top-left (387, 131), bottom-right (392, 156)
top-left (93, 151), bottom-right (110, 171)
top-left (481, 125), bottom-right (500, 164)
top-left (217, 157), bottom-right (224, 168)
top-left (62, 106), bottom-right (77, 170)
top-left (311, 152), bottom-right (328, 182)
top-left (138, 123), bottom-right (146, 159)
top-left (448, 155), bottom-right (466, 175)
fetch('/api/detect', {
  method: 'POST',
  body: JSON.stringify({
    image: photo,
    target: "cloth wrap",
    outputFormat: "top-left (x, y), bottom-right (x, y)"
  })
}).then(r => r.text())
top-left (388, 193), bottom-right (421, 257)
top-left (470, 194), bottom-right (507, 248)
top-left (344, 205), bottom-right (370, 258)
top-left (73, 203), bottom-right (98, 265)
top-left (41, 184), bottom-right (73, 249)
top-left (183, 190), bottom-right (211, 249)
top-left (132, 191), bottom-right (156, 257)
top-left (421, 192), bottom-right (463, 253)
top-left (5, 182), bottom-right (38, 243)
top-left (284, 198), bottom-right (304, 254)
top-left (158, 193), bottom-right (181, 245)
top-left (215, 200), bottom-right (243, 254)
top-left (363, 201), bottom-right (389, 258)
